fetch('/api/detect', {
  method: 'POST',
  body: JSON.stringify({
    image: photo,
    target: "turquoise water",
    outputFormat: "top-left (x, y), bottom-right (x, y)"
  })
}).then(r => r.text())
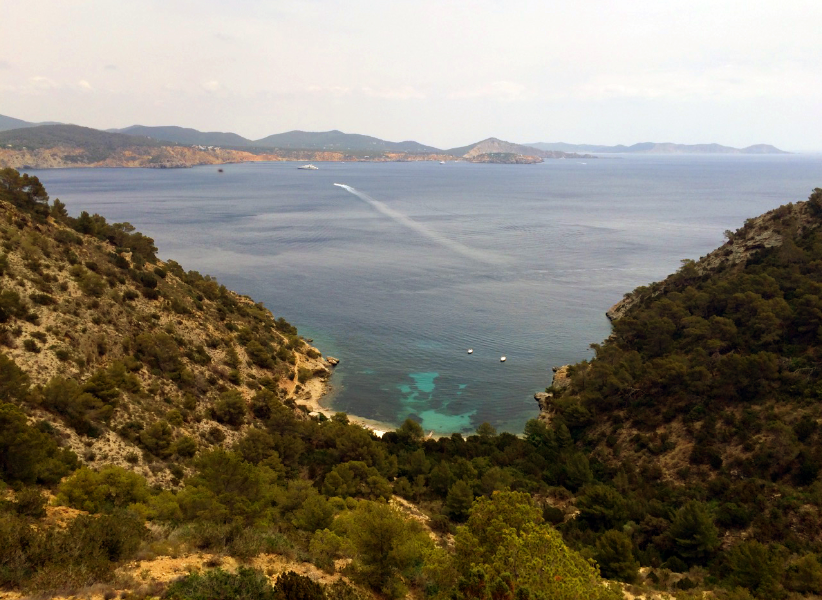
top-left (29, 155), bottom-right (822, 434)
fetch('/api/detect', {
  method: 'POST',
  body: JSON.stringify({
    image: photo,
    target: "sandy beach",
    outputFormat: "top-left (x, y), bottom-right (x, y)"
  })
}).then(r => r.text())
top-left (288, 355), bottom-right (398, 437)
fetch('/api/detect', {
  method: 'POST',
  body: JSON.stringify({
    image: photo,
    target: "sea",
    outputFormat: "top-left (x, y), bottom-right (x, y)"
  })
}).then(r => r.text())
top-left (28, 154), bottom-right (822, 436)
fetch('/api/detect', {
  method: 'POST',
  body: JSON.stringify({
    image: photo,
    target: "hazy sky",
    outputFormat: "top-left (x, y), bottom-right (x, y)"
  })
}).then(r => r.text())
top-left (2, 0), bottom-right (820, 150)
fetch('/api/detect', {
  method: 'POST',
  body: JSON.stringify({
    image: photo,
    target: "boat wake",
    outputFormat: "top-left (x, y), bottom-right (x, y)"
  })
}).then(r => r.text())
top-left (333, 183), bottom-right (502, 265)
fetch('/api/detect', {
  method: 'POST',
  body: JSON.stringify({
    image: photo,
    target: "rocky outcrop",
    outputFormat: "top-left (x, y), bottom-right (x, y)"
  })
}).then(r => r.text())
top-left (326, 356), bottom-right (340, 366)
top-left (534, 365), bottom-right (573, 423)
top-left (551, 365), bottom-right (572, 391)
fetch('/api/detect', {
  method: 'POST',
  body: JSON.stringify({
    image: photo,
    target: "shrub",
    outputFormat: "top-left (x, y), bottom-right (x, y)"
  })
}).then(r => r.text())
top-left (135, 332), bottom-right (182, 375)
top-left (595, 530), bottom-right (639, 582)
top-left (213, 390), bottom-right (247, 426)
top-left (166, 567), bottom-right (275, 600)
top-left (0, 401), bottom-right (78, 484)
top-left (333, 500), bottom-right (434, 599)
top-left (0, 289), bottom-right (28, 323)
top-left (139, 420), bottom-right (175, 458)
top-left (29, 292), bottom-right (56, 306)
top-left (78, 272), bottom-right (106, 297)
top-left (56, 465), bottom-right (150, 513)
top-left (174, 436), bottom-right (199, 458)
top-left (273, 571), bottom-right (325, 600)
top-left (14, 487), bottom-right (47, 518)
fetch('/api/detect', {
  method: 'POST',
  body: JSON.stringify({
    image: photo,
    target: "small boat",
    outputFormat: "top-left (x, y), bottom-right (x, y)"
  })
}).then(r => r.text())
top-left (298, 164), bottom-right (319, 170)
top-left (439, 161), bottom-right (445, 164)
top-left (217, 168), bottom-right (224, 173)
top-left (500, 356), bottom-right (506, 362)
top-left (467, 349), bottom-right (473, 354)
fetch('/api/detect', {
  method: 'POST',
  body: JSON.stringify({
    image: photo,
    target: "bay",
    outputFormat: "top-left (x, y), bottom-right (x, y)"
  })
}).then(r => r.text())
top-left (29, 154), bottom-right (822, 435)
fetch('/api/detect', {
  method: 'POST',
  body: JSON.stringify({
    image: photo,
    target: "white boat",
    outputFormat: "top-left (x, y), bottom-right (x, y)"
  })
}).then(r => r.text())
top-left (440, 161), bottom-right (446, 164)
top-left (298, 164), bottom-right (319, 170)
top-left (500, 356), bottom-right (506, 362)
top-left (467, 349), bottom-right (473, 354)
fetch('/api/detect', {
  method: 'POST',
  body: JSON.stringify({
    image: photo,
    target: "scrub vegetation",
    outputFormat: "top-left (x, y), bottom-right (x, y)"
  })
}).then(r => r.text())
top-left (1, 169), bottom-right (822, 599)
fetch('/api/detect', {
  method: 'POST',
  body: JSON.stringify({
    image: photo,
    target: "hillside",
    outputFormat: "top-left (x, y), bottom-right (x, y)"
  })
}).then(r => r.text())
top-left (0, 114), bottom-right (56, 132)
top-left (253, 129), bottom-right (440, 153)
top-left (0, 124), bottom-right (280, 168)
top-left (110, 125), bottom-right (255, 148)
top-left (0, 169), bottom-right (625, 600)
top-left (527, 141), bottom-right (789, 154)
top-left (0, 168), bottom-right (332, 485)
top-left (448, 137), bottom-right (593, 161)
top-left (539, 188), bottom-right (822, 598)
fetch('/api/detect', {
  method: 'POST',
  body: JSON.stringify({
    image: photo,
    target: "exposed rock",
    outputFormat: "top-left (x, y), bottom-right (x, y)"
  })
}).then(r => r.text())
top-left (326, 356), bottom-right (340, 366)
top-left (551, 365), bottom-right (572, 390)
top-left (534, 391), bottom-right (554, 424)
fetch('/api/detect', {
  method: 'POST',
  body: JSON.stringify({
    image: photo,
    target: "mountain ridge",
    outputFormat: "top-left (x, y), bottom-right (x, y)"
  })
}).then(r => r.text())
top-left (526, 141), bottom-right (789, 154)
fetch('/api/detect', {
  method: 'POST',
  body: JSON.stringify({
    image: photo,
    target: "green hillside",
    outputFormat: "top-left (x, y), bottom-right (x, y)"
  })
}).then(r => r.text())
top-left (2, 168), bottom-right (822, 599)
top-left (112, 124), bottom-right (255, 148)
top-left (253, 129), bottom-right (440, 153)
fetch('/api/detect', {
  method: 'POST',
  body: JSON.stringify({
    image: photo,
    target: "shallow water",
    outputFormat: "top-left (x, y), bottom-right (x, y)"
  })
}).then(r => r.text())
top-left (30, 155), bottom-right (822, 434)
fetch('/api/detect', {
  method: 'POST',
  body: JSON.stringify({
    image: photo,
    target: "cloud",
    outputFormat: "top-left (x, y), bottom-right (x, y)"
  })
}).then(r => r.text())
top-left (104, 64), bottom-right (118, 71)
top-left (306, 85), bottom-right (352, 97)
top-left (361, 86), bottom-right (426, 100)
top-left (575, 64), bottom-right (821, 101)
top-left (447, 81), bottom-right (527, 101)
top-left (29, 76), bottom-right (60, 91)
top-left (77, 79), bottom-right (93, 91)
top-left (0, 60), bottom-right (11, 70)
top-left (201, 80), bottom-right (223, 92)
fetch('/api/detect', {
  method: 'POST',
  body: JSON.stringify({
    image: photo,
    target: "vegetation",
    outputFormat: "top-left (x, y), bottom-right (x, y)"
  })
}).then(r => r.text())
top-left (2, 172), bottom-right (822, 599)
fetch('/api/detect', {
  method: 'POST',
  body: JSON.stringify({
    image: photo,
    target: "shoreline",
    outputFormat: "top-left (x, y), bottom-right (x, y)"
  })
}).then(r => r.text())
top-left (290, 362), bottom-right (398, 437)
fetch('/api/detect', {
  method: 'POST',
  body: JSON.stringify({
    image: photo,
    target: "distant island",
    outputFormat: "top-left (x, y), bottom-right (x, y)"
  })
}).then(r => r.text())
top-left (0, 112), bottom-right (787, 169)
top-left (525, 141), bottom-right (789, 155)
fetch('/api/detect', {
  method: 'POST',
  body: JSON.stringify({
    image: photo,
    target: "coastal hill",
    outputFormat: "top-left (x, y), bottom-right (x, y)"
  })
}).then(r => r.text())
top-left (253, 129), bottom-right (440, 153)
top-left (0, 114), bottom-right (58, 132)
top-left (0, 170), bottom-right (624, 600)
top-left (0, 167), bottom-right (332, 485)
top-left (0, 124), bottom-right (282, 169)
top-left (539, 188), bottom-right (822, 597)
top-left (527, 141), bottom-right (789, 154)
top-left (4, 169), bottom-right (822, 598)
top-left (447, 137), bottom-right (594, 162)
top-left (109, 124), bottom-right (255, 148)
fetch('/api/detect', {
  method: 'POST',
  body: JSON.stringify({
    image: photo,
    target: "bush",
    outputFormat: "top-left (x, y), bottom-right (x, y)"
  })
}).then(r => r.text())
top-left (175, 435), bottom-right (199, 458)
top-left (166, 567), bottom-right (275, 600)
top-left (14, 487), bottom-right (47, 518)
top-left (213, 390), bottom-right (247, 426)
top-left (0, 401), bottom-right (78, 484)
top-left (273, 571), bottom-right (325, 600)
top-left (135, 332), bottom-right (182, 375)
top-left (56, 465), bottom-right (150, 513)
top-left (140, 420), bottom-right (175, 458)
top-left (595, 530), bottom-right (639, 582)
top-left (0, 289), bottom-right (28, 323)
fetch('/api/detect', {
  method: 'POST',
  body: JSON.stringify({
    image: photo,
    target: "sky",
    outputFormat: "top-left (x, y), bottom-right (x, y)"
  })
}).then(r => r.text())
top-left (1, 0), bottom-right (820, 151)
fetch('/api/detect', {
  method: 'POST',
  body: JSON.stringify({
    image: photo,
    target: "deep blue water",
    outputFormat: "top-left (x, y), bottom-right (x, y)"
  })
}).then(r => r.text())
top-left (28, 155), bottom-right (822, 435)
